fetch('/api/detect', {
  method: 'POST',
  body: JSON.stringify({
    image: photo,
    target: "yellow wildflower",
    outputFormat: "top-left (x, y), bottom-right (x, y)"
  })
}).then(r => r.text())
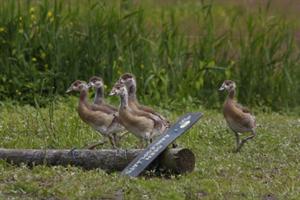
top-left (31, 14), bottom-right (36, 21)
top-left (30, 7), bottom-right (35, 13)
top-left (32, 57), bottom-right (37, 62)
top-left (48, 43), bottom-right (53, 50)
top-left (118, 56), bottom-right (123, 62)
top-left (41, 52), bottom-right (46, 59)
top-left (0, 27), bottom-right (5, 32)
top-left (47, 11), bottom-right (53, 18)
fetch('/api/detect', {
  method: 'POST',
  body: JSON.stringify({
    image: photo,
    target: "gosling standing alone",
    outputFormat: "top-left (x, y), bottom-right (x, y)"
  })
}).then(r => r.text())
top-left (219, 80), bottom-right (256, 152)
top-left (66, 80), bottom-right (125, 148)
top-left (109, 83), bottom-right (164, 147)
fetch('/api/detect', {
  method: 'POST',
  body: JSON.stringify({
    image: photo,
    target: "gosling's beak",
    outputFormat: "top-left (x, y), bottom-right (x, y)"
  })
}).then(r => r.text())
top-left (109, 90), bottom-right (116, 96)
top-left (66, 87), bottom-right (73, 93)
top-left (98, 82), bottom-right (103, 88)
top-left (218, 84), bottom-right (225, 91)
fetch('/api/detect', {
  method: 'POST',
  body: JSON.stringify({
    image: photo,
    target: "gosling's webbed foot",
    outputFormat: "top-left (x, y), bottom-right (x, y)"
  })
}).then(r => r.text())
top-left (234, 141), bottom-right (244, 153)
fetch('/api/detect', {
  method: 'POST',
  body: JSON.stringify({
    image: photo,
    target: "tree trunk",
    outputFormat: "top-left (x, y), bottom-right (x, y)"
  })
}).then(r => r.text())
top-left (0, 148), bottom-right (195, 174)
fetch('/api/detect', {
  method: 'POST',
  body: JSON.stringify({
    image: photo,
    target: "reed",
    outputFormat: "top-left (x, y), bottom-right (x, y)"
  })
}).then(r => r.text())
top-left (0, 0), bottom-right (299, 111)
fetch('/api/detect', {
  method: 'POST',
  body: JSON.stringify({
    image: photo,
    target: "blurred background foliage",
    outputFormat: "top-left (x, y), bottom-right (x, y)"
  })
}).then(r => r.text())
top-left (0, 0), bottom-right (299, 111)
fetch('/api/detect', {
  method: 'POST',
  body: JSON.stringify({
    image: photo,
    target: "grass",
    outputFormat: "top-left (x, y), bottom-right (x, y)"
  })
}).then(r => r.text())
top-left (0, 99), bottom-right (299, 199)
top-left (0, 0), bottom-right (299, 199)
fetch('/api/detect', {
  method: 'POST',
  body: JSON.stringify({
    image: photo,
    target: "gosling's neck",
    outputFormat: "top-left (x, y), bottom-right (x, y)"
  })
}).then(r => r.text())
top-left (128, 83), bottom-right (138, 102)
top-left (227, 89), bottom-right (235, 100)
top-left (94, 86), bottom-right (104, 104)
top-left (120, 92), bottom-right (129, 110)
top-left (79, 89), bottom-right (91, 109)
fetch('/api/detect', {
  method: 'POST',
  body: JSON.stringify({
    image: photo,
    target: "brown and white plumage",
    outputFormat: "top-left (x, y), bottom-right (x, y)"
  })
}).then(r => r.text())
top-left (88, 76), bottom-right (118, 114)
top-left (109, 83), bottom-right (165, 147)
top-left (219, 80), bottom-right (256, 152)
top-left (66, 80), bottom-right (125, 148)
top-left (118, 73), bottom-right (170, 131)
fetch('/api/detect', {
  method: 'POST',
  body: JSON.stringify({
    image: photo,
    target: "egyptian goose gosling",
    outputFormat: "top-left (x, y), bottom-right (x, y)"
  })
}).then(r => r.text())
top-left (109, 83), bottom-right (164, 147)
top-left (88, 76), bottom-right (118, 114)
top-left (66, 80), bottom-right (125, 148)
top-left (118, 73), bottom-right (170, 128)
top-left (219, 80), bottom-right (256, 152)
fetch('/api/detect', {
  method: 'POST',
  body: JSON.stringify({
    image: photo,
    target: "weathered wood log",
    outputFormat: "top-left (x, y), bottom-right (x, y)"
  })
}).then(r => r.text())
top-left (0, 148), bottom-right (195, 174)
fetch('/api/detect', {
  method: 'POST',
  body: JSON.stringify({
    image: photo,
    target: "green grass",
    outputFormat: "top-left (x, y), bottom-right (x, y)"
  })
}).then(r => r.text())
top-left (0, 100), bottom-right (299, 199)
top-left (0, 1), bottom-right (300, 198)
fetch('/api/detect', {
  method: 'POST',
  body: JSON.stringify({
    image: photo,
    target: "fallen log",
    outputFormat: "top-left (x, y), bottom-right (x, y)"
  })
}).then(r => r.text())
top-left (0, 148), bottom-right (195, 174)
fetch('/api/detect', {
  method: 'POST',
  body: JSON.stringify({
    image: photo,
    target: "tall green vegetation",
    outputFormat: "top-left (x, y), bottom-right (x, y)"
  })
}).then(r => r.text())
top-left (0, 0), bottom-right (299, 111)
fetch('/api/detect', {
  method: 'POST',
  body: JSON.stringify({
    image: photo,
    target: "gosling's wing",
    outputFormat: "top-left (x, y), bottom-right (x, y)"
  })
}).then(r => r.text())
top-left (235, 102), bottom-right (251, 114)
top-left (102, 102), bottom-right (118, 112)
top-left (90, 104), bottom-right (115, 114)
top-left (139, 104), bottom-right (170, 126)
